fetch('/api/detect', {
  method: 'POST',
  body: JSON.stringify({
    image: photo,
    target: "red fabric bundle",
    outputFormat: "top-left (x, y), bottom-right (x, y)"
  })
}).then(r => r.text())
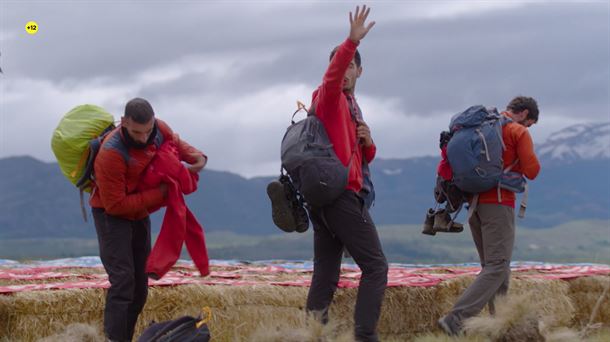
top-left (138, 141), bottom-right (209, 279)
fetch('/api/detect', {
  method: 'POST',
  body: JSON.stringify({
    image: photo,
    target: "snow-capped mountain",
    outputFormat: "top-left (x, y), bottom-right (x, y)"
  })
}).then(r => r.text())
top-left (537, 122), bottom-right (610, 164)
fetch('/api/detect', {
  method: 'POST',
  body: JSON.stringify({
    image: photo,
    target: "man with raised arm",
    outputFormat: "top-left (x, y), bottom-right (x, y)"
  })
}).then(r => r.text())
top-left (305, 5), bottom-right (388, 342)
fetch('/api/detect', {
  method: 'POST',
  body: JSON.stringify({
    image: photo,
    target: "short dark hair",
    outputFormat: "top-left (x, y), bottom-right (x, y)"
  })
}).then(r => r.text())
top-left (124, 97), bottom-right (155, 124)
top-left (507, 96), bottom-right (539, 122)
top-left (330, 46), bottom-right (361, 67)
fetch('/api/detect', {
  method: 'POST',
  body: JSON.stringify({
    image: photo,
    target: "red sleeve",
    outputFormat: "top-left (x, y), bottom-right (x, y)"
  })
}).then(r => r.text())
top-left (94, 150), bottom-right (164, 216)
top-left (515, 128), bottom-right (541, 180)
top-left (315, 38), bottom-right (359, 119)
top-left (157, 119), bottom-right (207, 165)
top-left (363, 143), bottom-right (376, 163)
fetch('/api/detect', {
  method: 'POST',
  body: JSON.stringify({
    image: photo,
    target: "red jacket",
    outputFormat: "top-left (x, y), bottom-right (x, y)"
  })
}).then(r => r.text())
top-left (90, 119), bottom-right (205, 220)
top-left (312, 38), bottom-right (376, 193)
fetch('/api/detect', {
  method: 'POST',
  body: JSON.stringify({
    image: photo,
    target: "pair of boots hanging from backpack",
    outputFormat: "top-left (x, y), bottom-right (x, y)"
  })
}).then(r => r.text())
top-left (422, 131), bottom-right (465, 236)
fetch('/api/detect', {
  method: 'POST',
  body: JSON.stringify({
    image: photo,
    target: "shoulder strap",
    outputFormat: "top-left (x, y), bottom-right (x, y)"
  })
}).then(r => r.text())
top-left (345, 96), bottom-right (362, 169)
top-left (76, 124), bottom-right (115, 222)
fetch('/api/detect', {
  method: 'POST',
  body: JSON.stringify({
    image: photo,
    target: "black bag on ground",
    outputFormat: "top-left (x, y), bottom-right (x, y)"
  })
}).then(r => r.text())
top-left (137, 316), bottom-right (210, 342)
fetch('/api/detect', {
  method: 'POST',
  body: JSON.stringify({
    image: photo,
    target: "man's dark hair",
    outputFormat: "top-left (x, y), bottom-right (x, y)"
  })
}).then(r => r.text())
top-left (507, 96), bottom-right (539, 122)
top-left (330, 46), bottom-right (361, 67)
top-left (125, 97), bottom-right (155, 124)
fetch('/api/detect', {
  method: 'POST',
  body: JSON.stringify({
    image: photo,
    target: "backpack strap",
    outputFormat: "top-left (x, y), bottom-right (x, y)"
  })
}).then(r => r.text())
top-left (346, 96), bottom-right (362, 169)
top-left (498, 158), bottom-right (528, 217)
top-left (75, 124), bottom-right (115, 222)
top-left (75, 125), bottom-right (115, 190)
top-left (497, 158), bottom-right (520, 202)
top-left (518, 183), bottom-right (528, 218)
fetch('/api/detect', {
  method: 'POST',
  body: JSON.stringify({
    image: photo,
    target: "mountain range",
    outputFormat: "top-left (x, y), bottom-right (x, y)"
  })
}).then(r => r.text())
top-left (0, 122), bottom-right (608, 239)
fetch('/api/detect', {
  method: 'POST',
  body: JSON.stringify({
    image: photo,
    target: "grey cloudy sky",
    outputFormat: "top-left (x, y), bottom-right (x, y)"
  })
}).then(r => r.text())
top-left (1, 0), bottom-right (608, 177)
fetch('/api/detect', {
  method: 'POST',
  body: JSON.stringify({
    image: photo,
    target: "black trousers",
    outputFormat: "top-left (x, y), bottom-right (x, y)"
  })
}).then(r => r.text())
top-left (306, 191), bottom-right (388, 342)
top-left (93, 208), bottom-right (151, 341)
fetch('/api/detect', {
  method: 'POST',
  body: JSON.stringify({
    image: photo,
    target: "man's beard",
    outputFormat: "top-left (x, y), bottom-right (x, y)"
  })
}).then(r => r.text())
top-left (122, 123), bottom-right (158, 149)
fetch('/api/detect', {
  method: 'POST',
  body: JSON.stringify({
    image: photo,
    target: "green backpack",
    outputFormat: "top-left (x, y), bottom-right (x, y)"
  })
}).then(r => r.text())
top-left (51, 105), bottom-right (115, 219)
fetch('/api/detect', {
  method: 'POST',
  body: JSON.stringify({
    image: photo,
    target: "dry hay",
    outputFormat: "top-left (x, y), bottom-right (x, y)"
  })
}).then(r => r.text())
top-left (0, 271), bottom-right (607, 341)
top-left (566, 275), bottom-right (610, 327)
top-left (463, 294), bottom-right (546, 342)
top-left (37, 323), bottom-right (104, 342)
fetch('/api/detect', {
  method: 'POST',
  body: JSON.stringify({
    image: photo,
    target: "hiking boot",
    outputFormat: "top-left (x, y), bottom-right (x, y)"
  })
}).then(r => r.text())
top-left (432, 209), bottom-right (451, 231)
top-left (294, 206), bottom-right (309, 233)
top-left (422, 208), bottom-right (436, 236)
top-left (433, 209), bottom-right (463, 233)
top-left (267, 180), bottom-right (297, 233)
top-left (449, 221), bottom-right (464, 232)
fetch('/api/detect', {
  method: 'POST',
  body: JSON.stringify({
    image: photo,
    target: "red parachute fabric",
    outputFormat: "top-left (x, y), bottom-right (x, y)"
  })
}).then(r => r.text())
top-left (138, 141), bottom-right (210, 279)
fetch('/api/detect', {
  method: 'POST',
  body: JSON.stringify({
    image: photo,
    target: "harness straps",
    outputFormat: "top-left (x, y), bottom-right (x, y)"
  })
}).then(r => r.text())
top-left (497, 158), bottom-right (520, 202)
top-left (496, 158), bottom-right (529, 217)
top-left (518, 183), bottom-right (529, 218)
top-left (476, 128), bottom-right (491, 162)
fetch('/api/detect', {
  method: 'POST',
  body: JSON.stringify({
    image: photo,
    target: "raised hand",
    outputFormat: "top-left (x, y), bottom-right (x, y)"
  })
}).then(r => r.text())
top-left (349, 5), bottom-right (375, 43)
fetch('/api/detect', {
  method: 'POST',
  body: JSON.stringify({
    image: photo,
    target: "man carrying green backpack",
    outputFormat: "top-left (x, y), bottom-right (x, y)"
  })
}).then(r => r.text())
top-left (54, 98), bottom-right (206, 342)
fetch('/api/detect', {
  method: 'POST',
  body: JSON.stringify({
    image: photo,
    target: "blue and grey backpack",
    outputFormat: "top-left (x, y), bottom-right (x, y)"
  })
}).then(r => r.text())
top-left (446, 105), bottom-right (528, 217)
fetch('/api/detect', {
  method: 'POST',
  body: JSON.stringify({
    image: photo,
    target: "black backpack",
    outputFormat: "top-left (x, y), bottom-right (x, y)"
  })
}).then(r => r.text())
top-left (137, 316), bottom-right (210, 342)
top-left (280, 102), bottom-right (360, 207)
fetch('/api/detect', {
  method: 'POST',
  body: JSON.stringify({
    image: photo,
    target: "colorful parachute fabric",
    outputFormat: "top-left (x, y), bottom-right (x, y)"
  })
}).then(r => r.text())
top-left (1, 258), bottom-right (609, 294)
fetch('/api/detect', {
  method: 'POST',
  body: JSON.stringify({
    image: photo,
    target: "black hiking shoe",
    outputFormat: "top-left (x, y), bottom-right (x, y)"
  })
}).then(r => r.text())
top-left (422, 208), bottom-right (436, 236)
top-left (267, 177), bottom-right (309, 233)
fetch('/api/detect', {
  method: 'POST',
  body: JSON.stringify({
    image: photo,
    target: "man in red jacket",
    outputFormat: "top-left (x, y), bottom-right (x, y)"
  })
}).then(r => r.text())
top-left (305, 6), bottom-right (388, 342)
top-left (438, 96), bottom-right (541, 336)
top-left (90, 98), bottom-right (206, 342)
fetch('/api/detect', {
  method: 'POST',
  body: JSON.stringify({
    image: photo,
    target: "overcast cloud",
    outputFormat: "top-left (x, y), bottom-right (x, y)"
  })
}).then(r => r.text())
top-left (1, 0), bottom-right (608, 177)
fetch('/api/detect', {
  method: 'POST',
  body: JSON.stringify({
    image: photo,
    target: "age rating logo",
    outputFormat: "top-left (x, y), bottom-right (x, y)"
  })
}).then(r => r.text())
top-left (25, 21), bottom-right (38, 35)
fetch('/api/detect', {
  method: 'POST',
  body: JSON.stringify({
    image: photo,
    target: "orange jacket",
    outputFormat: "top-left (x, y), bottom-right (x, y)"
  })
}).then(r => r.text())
top-left (89, 119), bottom-right (204, 220)
top-left (478, 113), bottom-right (541, 207)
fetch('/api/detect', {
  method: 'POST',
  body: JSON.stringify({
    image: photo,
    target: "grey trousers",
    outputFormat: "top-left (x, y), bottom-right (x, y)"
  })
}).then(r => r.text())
top-left (447, 203), bottom-right (515, 326)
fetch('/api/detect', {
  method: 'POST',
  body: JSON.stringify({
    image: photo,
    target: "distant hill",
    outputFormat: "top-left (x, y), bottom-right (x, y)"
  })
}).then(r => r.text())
top-left (0, 122), bottom-right (608, 239)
